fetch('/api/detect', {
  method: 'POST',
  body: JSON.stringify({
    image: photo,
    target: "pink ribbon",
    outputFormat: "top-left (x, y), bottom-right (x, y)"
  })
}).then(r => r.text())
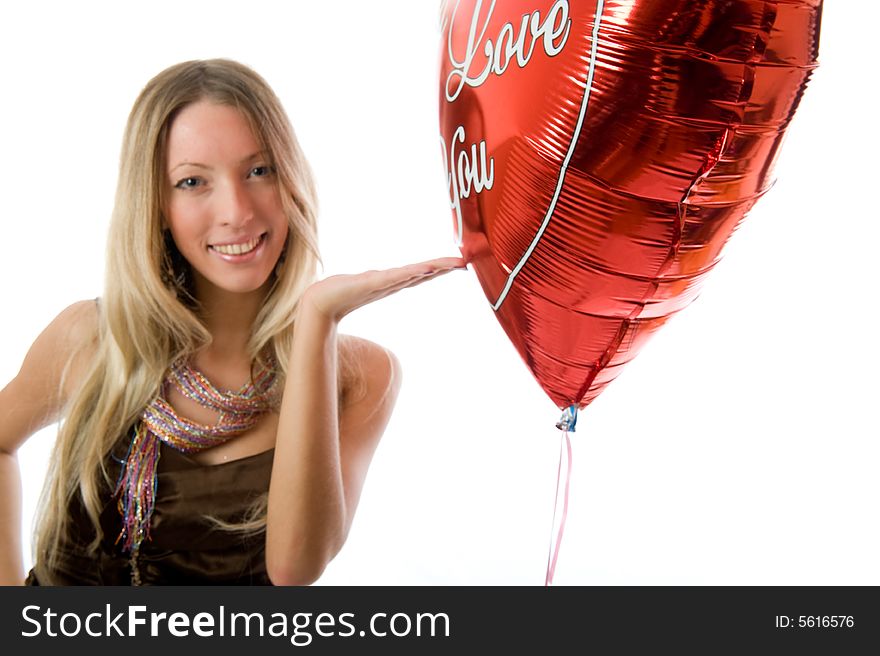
top-left (545, 428), bottom-right (573, 586)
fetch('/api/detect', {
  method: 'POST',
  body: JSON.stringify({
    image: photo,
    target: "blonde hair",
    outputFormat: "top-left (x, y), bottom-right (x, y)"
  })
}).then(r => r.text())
top-left (34, 59), bottom-right (324, 581)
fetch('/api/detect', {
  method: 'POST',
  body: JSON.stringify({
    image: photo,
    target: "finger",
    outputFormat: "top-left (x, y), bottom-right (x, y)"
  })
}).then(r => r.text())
top-left (364, 260), bottom-right (464, 292)
top-left (385, 264), bottom-right (462, 291)
top-left (370, 266), bottom-right (461, 298)
top-left (385, 257), bottom-right (466, 278)
top-left (339, 266), bottom-right (465, 316)
top-left (420, 256), bottom-right (467, 270)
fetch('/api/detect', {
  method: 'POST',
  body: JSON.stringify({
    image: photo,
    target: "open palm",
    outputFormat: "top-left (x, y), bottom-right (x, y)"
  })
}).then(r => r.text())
top-left (301, 257), bottom-right (466, 322)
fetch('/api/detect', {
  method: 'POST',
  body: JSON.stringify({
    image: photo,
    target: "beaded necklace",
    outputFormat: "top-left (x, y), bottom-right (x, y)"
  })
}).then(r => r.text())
top-left (114, 355), bottom-right (280, 560)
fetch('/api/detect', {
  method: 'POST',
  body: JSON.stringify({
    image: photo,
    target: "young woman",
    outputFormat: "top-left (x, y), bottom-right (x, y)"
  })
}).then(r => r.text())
top-left (0, 59), bottom-right (463, 585)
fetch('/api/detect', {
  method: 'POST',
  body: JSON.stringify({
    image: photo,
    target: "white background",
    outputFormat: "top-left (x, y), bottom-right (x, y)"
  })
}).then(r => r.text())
top-left (1, 1), bottom-right (876, 585)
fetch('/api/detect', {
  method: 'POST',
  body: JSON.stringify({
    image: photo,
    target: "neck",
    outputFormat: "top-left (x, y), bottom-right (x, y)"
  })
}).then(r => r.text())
top-left (194, 277), bottom-right (270, 360)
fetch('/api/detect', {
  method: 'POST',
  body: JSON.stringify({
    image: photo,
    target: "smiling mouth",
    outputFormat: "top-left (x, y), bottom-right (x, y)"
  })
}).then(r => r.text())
top-left (209, 233), bottom-right (266, 256)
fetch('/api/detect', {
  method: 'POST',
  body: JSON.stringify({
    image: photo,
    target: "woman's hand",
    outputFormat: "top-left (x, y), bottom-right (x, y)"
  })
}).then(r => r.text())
top-left (300, 256), bottom-right (466, 322)
top-left (266, 255), bottom-right (465, 584)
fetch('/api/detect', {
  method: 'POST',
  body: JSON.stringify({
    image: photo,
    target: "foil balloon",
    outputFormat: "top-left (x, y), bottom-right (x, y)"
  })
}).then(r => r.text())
top-left (439, 0), bottom-right (822, 415)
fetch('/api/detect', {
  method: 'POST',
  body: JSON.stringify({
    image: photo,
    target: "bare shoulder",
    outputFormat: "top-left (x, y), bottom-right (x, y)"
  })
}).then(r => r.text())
top-left (334, 335), bottom-right (401, 500)
top-left (337, 334), bottom-right (402, 415)
top-left (28, 300), bottom-right (101, 377)
top-left (0, 300), bottom-right (100, 450)
top-left (50, 299), bottom-right (100, 347)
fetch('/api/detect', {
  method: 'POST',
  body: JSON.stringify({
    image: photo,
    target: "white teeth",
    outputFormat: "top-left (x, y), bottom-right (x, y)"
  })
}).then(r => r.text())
top-left (211, 236), bottom-right (261, 256)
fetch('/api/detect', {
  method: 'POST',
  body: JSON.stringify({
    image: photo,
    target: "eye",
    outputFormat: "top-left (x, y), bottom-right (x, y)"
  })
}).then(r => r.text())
top-left (174, 176), bottom-right (203, 190)
top-left (249, 165), bottom-right (275, 178)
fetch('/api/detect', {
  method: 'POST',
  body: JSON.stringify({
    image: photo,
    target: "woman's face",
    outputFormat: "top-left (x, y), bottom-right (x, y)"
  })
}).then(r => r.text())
top-left (164, 100), bottom-right (288, 298)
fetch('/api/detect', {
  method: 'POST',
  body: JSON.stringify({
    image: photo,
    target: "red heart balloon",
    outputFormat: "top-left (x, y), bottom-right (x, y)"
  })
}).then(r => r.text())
top-left (439, 0), bottom-right (822, 412)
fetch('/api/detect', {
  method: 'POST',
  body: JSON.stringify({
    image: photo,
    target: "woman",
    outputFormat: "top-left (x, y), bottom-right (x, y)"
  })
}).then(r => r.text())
top-left (0, 59), bottom-right (463, 585)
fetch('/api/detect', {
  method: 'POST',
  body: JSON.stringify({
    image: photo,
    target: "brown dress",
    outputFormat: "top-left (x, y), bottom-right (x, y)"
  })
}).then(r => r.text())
top-left (26, 432), bottom-right (274, 585)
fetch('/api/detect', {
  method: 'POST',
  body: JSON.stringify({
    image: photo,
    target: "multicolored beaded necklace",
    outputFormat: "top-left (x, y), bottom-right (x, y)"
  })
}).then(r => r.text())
top-left (114, 354), bottom-right (280, 559)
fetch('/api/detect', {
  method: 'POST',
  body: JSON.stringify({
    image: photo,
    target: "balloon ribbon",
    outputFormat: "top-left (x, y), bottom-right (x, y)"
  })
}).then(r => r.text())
top-left (545, 405), bottom-right (576, 586)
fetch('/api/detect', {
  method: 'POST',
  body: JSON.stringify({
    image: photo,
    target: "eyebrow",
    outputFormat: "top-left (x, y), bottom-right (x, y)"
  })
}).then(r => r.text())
top-left (168, 151), bottom-right (268, 174)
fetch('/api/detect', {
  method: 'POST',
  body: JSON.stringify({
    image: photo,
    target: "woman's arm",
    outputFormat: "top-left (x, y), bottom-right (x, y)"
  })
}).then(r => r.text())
top-left (265, 257), bottom-right (462, 585)
top-left (0, 453), bottom-right (24, 585)
top-left (0, 300), bottom-right (98, 584)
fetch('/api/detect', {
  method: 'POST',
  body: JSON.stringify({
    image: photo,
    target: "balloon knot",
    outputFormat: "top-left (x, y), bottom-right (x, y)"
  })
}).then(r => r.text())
top-left (555, 405), bottom-right (578, 432)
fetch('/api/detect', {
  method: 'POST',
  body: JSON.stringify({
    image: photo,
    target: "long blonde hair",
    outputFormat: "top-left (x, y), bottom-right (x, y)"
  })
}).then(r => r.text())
top-left (34, 59), bottom-right (322, 579)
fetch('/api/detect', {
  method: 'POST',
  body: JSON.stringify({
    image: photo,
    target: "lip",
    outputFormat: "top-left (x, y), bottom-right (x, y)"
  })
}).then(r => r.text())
top-left (208, 232), bottom-right (268, 263)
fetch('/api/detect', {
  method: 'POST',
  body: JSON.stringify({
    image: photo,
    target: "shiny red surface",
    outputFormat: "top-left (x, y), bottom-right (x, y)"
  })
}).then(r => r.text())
top-left (439, 0), bottom-right (822, 410)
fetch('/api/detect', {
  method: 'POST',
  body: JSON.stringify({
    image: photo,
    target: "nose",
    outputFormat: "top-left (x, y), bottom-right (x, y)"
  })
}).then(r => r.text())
top-left (216, 178), bottom-right (255, 228)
